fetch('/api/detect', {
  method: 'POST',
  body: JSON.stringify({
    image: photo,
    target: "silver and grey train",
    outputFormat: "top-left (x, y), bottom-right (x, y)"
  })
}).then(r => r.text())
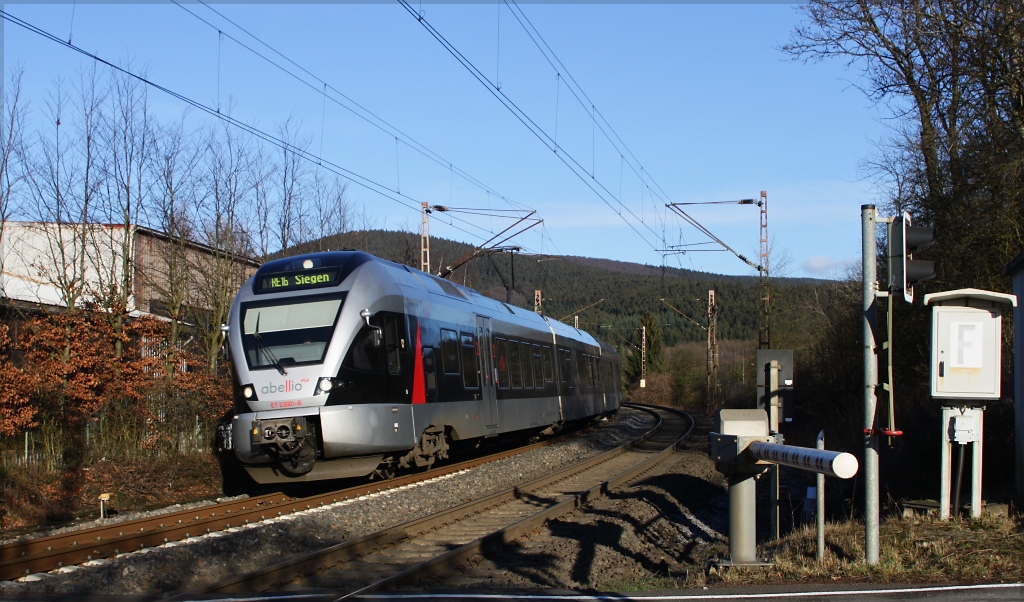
top-left (224, 250), bottom-right (622, 484)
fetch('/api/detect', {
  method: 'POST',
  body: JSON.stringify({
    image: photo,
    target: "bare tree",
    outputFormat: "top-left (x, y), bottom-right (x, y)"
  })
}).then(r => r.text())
top-left (0, 69), bottom-right (29, 297)
top-left (23, 68), bottom-right (106, 311)
top-left (305, 171), bottom-right (351, 251)
top-left (249, 141), bottom-right (276, 260)
top-left (92, 62), bottom-right (152, 356)
top-left (194, 117), bottom-right (257, 374)
top-left (276, 116), bottom-right (309, 253)
top-left (784, 0), bottom-right (1024, 291)
top-left (148, 113), bottom-right (205, 377)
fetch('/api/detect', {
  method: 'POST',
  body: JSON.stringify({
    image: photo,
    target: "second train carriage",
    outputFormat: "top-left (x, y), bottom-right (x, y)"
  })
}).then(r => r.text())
top-left (226, 250), bottom-right (622, 484)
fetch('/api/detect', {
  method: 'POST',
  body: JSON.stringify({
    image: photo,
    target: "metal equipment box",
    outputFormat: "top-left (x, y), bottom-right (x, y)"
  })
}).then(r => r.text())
top-left (924, 289), bottom-right (1016, 400)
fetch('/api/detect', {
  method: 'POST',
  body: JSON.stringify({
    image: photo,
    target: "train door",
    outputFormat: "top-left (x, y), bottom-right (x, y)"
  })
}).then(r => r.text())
top-left (476, 315), bottom-right (498, 434)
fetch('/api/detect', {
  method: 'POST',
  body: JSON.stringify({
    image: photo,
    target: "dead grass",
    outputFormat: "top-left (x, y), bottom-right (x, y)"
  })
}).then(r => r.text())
top-left (0, 453), bottom-right (226, 533)
top-left (705, 513), bottom-right (1024, 588)
top-left (597, 513), bottom-right (1024, 592)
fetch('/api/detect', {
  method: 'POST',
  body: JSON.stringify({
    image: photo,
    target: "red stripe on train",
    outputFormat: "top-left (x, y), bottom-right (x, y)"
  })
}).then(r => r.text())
top-left (412, 324), bottom-right (426, 404)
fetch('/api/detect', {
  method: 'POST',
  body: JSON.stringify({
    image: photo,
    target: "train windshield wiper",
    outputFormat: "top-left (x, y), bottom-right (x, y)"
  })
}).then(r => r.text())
top-left (253, 314), bottom-right (287, 375)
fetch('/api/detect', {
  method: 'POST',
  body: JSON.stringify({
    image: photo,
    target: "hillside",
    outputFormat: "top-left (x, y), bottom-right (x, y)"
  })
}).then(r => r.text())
top-left (284, 229), bottom-right (827, 350)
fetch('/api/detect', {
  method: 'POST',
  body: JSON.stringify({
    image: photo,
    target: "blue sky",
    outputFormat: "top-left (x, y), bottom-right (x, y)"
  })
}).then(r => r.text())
top-left (2, 2), bottom-right (887, 279)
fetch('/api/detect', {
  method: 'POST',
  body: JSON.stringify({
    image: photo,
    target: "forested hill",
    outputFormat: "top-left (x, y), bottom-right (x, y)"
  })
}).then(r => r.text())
top-left (284, 229), bottom-right (827, 348)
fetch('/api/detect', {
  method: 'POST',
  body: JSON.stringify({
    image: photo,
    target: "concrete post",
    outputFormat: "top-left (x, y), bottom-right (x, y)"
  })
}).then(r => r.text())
top-left (728, 472), bottom-right (759, 564)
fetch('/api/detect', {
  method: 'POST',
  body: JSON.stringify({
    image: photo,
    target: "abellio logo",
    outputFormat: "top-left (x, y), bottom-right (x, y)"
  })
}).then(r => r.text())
top-left (262, 379), bottom-right (307, 395)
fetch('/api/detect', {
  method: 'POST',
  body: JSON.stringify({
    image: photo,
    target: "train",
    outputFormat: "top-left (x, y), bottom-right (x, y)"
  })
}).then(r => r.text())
top-left (224, 249), bottom-right (623, 484)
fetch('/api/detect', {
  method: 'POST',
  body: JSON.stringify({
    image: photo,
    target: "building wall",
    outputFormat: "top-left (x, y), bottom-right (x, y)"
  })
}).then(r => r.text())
top-left (0, 221), bottom-right (259, 317)
top-left (132, 230), bottom-right (257, 316)
top-left (0, 221), bottom-right (133, 310)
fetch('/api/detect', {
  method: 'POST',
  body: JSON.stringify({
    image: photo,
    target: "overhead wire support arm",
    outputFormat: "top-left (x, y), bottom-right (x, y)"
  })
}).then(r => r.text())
top-left (655, 242), bottom-right (725, 255)
top-left (666, 202), bottom-right (760, 271)
top-left (659, 298), bottom-right (706, 331)
top-left (397, 0), bottom-right (668, 253)
top-left (438, 210), bottom-right (540, 278)
top-left (598, 325), bottom-right (639, 350)
top-left (558, 298), bottom-right (604, 322)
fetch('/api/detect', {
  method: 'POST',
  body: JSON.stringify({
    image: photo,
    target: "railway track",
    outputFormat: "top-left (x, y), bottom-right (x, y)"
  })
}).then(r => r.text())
top-left (173, 404), bottom-right (692, 600)
top-left (0, 418), bottom-right (603, 582)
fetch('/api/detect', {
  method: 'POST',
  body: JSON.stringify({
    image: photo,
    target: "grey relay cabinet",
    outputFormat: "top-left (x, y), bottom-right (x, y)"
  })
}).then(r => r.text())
top-left (923, 288), bottom-right (1016, 401)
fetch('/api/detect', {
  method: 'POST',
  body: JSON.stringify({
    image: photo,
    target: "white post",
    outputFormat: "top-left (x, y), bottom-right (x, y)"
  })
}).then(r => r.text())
top-left (973, 410), bottom-right (984, 518)
top-left (940, 407), bottom-right (953, 520)
top-left (816, 430), bottom-right (825, 562)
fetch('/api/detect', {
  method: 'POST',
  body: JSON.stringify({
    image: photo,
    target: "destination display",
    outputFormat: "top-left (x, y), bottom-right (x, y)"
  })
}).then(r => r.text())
top-left (257, 269), bottom-right (339, 292)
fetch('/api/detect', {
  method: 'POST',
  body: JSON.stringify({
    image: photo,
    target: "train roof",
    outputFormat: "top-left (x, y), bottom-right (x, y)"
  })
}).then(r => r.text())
top-left (252, 250), bottom-right (618, 357)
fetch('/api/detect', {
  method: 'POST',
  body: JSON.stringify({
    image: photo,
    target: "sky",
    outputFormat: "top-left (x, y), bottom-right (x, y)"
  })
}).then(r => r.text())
top-left (1, 2), bottom-right (889, 279)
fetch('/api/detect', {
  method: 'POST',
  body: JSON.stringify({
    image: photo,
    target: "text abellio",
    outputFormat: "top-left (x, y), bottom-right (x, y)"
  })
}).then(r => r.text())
top-left (262, 380), bottom-right (302, 394)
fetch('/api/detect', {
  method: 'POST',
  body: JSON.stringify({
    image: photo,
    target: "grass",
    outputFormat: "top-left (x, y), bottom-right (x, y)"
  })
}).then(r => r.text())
top-left (1, 453), bottom-right (227, 534)
top-left (649, 513), bottom-right (1024, 590)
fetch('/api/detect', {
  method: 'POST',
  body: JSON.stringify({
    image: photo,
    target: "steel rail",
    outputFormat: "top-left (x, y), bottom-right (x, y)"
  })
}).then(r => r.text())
top-left (1, 416), bottom-right (607, 581)
top-left (172, 404), bottom-right (692, 599)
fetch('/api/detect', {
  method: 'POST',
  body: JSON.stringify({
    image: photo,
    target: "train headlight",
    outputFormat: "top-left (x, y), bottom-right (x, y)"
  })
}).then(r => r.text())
top-left (317, 377), bottom-right (334, 393)
top-left (242, 385), bottom-right (255, 400)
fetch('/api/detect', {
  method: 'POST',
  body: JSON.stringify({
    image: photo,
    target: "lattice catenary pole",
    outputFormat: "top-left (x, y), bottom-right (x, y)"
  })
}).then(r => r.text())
top-left (420, 202), bottom-right (431, 273)
top-left (706, 289), bottom-right (719, 417)
top-left (758, 190), bottom-right (770, 349)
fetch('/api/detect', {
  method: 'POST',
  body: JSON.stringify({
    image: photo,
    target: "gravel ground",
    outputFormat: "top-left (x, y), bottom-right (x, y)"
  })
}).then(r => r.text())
top-left (420, 413), bottom-right (731, 591)
top-left (0, 407), bottom-right (669, 598)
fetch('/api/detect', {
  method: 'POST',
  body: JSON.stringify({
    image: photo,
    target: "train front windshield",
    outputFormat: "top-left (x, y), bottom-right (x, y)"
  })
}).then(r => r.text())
top-left (241, 295), bottom-right (345, 370)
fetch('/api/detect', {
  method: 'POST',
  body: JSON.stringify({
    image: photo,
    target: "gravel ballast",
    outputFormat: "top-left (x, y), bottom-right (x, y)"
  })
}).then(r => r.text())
top-left (2, 406), bottom-right (706, 597)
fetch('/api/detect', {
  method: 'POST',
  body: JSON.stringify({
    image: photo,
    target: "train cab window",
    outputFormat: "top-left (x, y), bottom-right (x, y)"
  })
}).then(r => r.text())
top-left (495, 338), bottom-right (510, 390)
top-left (542, 346), bottom-right (554, 383)
top-left (461, 333), bottom-right (479, 389)
top-left (520, 341), bottom-right (534, 389)
top-left (344, 324), bottom-right (383, 373)
top-left (509, 341), bottom-right (523, 389)
top-left (422, 347), bottom-right (438, 401)
top-left (241, 296), bottom-right (343, 370)
top-left (532, 345), bottom-right (544, 389)
top-left (384, 315), bottom-right (403, 375)
top-left (440, 329), bottom-right (460, 375)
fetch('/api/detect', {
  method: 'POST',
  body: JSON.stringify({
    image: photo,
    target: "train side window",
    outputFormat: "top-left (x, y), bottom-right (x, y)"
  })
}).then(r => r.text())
top-left (422, 347), bottom-right (438, 401)
top-left (509, 340), bottom-right (523, 389)
top-left (495, 338), bottom-right (510, 390)
top-left (559, 347), bottom-right (573, 390)
top-left (542, 346), bottom-right (554, 383)
top-left (440, 329), bottom-right (460, 375)
top-left (532, 345), bottom-right (543, 389)
top-left (461, 332), bottom-right (479, 389)
top-left (520, 341), bottom-right (533, 389)
top-left (575, 350), bottom-right (586, 387)
top-left (384, 315), bottom-right (403, 375)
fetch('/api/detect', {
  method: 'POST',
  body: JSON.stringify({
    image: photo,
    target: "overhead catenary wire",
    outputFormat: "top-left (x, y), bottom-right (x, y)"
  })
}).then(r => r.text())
top-left (666, 203), bottom-right (760, 271)
top-left (0, 9), bottom-right (508, 252)
top-left (174, 0), bottom-right (534, 217)
top-left (187, 0), bottom-right (674, 259)
top-left (502, 0), bottom-right (674, 219)
top-left (397, 0), bottom-right (667, 253)
top-left (177, 0), bottom-right (568, 259)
